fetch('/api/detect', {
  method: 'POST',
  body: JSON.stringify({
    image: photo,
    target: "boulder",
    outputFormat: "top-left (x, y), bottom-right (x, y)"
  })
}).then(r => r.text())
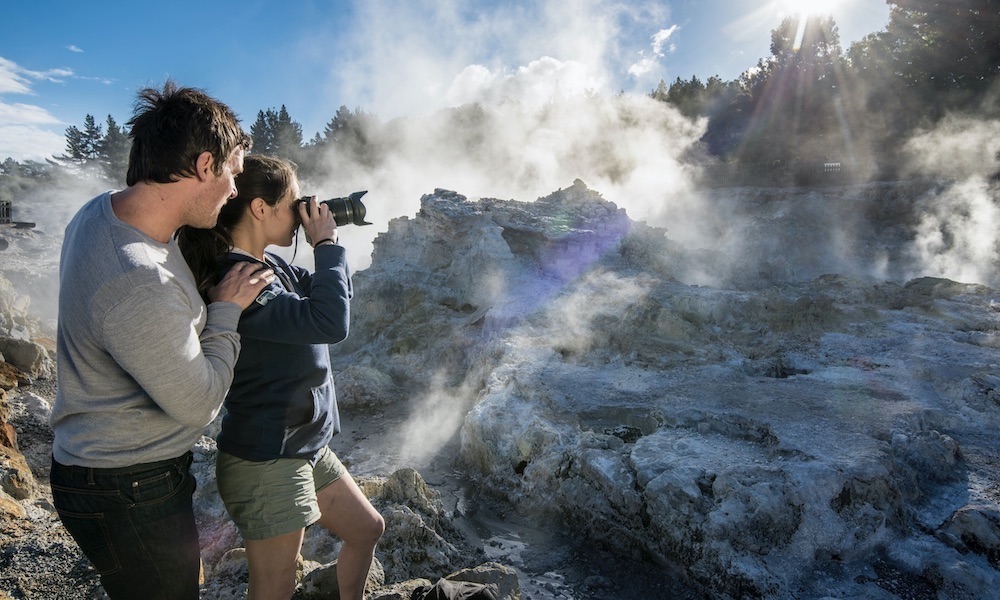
top-left (294, 555), bottom-right (385, 599)
top-left (0, 338), bottom-right (53, 379)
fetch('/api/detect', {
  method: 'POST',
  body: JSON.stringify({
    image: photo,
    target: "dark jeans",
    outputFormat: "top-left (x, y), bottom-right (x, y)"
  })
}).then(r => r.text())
top-left (50, 452), bottom-right (201, 600)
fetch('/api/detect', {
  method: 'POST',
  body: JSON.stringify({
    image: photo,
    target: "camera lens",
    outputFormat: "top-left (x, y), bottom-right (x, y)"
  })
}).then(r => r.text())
top-left (297, 191), bottom-right (371, 226)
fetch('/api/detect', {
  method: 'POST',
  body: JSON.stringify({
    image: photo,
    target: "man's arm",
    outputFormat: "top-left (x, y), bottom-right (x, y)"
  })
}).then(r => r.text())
top-left (103, 284), bottom-right (243, 428)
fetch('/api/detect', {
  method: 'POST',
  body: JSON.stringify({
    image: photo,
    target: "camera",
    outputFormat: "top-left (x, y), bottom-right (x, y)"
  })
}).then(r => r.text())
top-left (296, 190), bottom-right (372, 226)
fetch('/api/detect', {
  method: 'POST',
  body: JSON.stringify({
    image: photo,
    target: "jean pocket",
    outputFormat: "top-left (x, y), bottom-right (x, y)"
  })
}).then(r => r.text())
top-left (52, 509), bottom-right (121, 575)
top-left (122, 468), bottom-right (186, 506)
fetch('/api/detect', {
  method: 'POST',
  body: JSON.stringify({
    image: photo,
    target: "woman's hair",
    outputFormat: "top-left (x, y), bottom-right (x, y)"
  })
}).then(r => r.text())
top-left (177, 154), bottom-right (298, 299)
top-left (126, 79), bottom-right (253, 186)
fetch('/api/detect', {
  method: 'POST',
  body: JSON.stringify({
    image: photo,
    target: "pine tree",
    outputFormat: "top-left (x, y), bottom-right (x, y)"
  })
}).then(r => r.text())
top-left (322, 106), bottom-right (354, 144)
top-left (250, 109), bottom-right (277, 155)
top-left (64, 114), bottom-right (102, 162)
top-left (64, 125), bottom-right (88, 161)
top-left (250, 106), bottom-right (304, 161)
top-left (80, 114), bottom-right (103, 160)
top-left (318, 105), bottom-right (382, 167)
top-left (272, 105), bottom-right (303, 160)
top-left (98, 115), bottom-right (130, 182)
top-left (62, 113), bottom-right (105, 177)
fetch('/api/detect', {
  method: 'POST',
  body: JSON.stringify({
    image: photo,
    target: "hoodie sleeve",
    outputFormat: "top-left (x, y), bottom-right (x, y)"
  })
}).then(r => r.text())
top-left (233, 244), bottom-right (352, 345)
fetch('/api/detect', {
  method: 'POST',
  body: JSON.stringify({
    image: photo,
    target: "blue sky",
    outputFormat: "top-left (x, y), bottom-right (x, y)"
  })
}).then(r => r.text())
top-left (0, 0), bottom-right (890, 162)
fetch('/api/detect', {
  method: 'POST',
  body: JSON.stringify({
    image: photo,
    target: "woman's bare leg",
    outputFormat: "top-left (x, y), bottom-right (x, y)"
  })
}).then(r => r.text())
top-left (315, 475), bottom-right (385, 600)
top-left (245, 528), bottom-right (305, 600)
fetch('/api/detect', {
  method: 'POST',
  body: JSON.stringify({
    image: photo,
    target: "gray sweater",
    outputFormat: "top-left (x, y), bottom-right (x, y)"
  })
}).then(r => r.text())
top-left (50, 192), bottom-right (243, 468)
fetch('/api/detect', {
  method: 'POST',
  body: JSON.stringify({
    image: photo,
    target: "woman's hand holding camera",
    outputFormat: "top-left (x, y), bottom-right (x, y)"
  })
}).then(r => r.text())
top-left (297, 197), bottom-right (338, 247)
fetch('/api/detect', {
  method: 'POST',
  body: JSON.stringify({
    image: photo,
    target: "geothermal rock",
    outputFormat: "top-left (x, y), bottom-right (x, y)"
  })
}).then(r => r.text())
top-left (332, 181), bottom-right (1000, 598)
top-left (357, 467), bottom-right (483, 583)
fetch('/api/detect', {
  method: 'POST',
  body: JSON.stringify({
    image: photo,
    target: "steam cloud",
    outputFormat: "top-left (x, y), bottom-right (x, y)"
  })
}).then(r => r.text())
top-left (301, 91), bottom-right (706, 270)
top-left (900, 112), bottom-right (1000, 286)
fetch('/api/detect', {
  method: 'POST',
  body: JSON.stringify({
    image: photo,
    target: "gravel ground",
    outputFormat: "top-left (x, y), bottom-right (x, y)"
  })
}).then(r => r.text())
top-left (1, 381), bottom-right (107, 600)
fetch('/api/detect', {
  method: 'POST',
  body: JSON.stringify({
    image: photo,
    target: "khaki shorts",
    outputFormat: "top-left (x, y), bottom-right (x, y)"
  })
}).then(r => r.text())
top-left (215, 446), bottom-right (347, 541)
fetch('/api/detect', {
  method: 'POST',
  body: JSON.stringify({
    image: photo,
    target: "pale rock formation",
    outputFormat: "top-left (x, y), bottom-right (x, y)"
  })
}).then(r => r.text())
top-left (331, 180), bottom-right (1000, 598)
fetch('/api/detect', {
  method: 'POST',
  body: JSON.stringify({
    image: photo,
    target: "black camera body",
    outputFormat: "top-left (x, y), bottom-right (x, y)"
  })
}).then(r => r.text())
top-left (296, 190), bottom-right (371, 226)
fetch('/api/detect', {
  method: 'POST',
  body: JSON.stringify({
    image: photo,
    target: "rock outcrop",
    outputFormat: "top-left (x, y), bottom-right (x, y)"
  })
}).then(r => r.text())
top-left (332, 180), bottom-right (1000, 598)
top-left (0, 270), bottom-right (50, 524)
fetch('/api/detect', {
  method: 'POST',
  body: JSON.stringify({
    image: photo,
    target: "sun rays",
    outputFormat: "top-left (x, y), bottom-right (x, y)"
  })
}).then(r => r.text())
top-left (777, 0), bottom-right (846, 17)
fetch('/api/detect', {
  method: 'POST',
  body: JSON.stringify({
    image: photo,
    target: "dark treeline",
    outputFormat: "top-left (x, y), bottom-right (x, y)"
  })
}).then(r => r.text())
top-left (654, 0), bottom-right (999, 182)
top-left (2, 0), bottom-right (998, 194)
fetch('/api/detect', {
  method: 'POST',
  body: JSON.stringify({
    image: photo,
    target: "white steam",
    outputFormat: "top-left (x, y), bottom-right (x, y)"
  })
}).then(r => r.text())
top-left (537, 269), bottom-right (654, 356)
top-left (283, 0), bottom-right (701, 268)
top-left (326, 0), bottom-right (672, 119)
top-left (302, 92), bottom-right (706, 270)
top-left (446, 57), bottom-right (604, 108)
top-left (901, 114), bottom-right (1000, 286)
top-left (902, 115), bottom-right (1000, 182)
top-left (396, 372), bottom-right (478, 468)
top-left (908, 179), bottom-right (1000, 286)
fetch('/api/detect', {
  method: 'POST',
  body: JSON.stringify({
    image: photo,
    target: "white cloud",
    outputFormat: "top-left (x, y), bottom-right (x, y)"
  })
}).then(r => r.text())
top-left (67, 45), bottom-right (84, 53)
top-left (651, 26), bottom-right (679, 55)
top-left (628, 25), bottom-right (679, 78)
top-left (0, 57), bottom-right (33, 95)
top-left (0, 101), bottom-right (65, 161)
top-left (0, 101), bottom-right (62, 126)
top-left (29, 66), bottom-right (74, 83)
top-left (0, 56), bottom-right (75, 94)
top-left (0, 57), bottom-right (69, 161)
top-left (0, 123), bottom-right (65, 162)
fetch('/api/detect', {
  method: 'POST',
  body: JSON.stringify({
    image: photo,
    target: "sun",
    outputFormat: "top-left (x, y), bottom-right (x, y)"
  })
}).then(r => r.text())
top-left (777, 0), bottom-right (845, 16)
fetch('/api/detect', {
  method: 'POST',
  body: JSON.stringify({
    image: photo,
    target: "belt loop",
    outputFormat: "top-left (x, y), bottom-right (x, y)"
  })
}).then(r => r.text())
top-left (176, 452), bottom-right (192, 476)
top-left (86, 467), bottom-right (96, 486)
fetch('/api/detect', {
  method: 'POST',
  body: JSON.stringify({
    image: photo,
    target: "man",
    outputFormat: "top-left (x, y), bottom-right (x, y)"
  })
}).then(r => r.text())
top-left (49, 81), bottom-right (275, 599)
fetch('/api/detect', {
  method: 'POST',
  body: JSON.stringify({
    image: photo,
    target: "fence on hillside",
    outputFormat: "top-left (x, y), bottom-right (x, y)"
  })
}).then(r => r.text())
top-left (697, 161), bottom-right (856, 188)
top-left (0, 199), bottom-right (10, 224)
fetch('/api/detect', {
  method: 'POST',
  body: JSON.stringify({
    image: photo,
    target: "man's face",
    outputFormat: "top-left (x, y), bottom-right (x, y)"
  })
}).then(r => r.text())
top-left (188, 147), bottom-right (244, 229)
top-left (213, 147), bottom-right (244, 213)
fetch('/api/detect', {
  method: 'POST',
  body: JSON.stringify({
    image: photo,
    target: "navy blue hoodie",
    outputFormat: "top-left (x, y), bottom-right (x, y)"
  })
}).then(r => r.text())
top-left (215, 244), bottom-right (352, 461)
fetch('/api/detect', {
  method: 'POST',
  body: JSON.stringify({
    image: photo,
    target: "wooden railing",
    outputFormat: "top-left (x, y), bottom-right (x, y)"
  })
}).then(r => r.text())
top-left (0, 200), bottom-right (10, 224)
top-left (697, 161), bottom-right (856, 188)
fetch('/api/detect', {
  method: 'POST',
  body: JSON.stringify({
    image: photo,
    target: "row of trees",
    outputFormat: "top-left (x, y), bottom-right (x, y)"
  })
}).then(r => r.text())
top-left (55, 103), bottom-right (380, 186)
top-left (247, 104), bottom-right (381, 178)
top-left (62, 114), bottom-right (130, 181)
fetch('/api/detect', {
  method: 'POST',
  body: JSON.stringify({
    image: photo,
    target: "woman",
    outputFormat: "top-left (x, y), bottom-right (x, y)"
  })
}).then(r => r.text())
top-left (177, 154), bottom-right (384, 600)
